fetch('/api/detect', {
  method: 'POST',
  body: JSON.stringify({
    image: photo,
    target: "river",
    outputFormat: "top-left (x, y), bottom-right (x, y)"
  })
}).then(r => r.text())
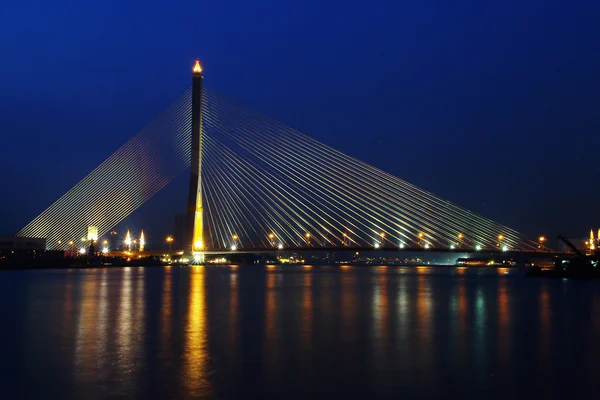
top-left (1, 265), bottom-right (599, 399)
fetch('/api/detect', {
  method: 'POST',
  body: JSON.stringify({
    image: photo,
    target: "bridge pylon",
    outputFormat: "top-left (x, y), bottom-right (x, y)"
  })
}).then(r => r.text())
top-left (186, 60), bottom-right (205, 258)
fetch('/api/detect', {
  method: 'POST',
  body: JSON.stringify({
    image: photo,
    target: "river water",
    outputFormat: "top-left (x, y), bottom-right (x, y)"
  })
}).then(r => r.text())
top-left (1, 265), bottom-right (599, 399)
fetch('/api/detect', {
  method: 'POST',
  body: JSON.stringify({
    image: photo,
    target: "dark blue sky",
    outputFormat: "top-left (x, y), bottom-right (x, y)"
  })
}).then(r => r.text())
top-left (1, 0), bottom-right (599, 244)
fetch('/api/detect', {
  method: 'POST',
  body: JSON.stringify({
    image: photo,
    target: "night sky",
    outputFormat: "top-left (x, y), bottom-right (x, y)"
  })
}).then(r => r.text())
top-left (2, 0), bottom-right (600, 246)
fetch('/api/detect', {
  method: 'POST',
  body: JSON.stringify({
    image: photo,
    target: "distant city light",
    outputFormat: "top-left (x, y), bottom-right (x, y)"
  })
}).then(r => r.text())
top-left (125, 230), bottom-right (132, 249)
top-left (139, 231), bottom-right (146, 251)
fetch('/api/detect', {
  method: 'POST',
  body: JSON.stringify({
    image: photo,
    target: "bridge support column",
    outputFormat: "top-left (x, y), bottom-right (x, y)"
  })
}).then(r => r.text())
top-left (186, 60), bottom-right (205, 257)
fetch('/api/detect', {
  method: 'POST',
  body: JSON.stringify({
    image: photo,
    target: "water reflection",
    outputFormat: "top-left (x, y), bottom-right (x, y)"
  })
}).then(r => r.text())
top-left (229, 268), bottom-right (239, 342)
top-left (497, 278), bottom-right (510, 368)
top-left (539, 280), bottom-right (551, 373)
top-left (416, 275), bottom-right (433, 371)
top-left (264, 271), bottom-right (278, 372)
top-left (160, 266), bottom-right (173, 360)
top-left (7, 266), bottom-right (600, 399)
top-left (74, 270), bottom-right (101, 379)
top-left (183, 266), bottom-right (211, 397)
top-left (301, 272), bottom-right (313, 349)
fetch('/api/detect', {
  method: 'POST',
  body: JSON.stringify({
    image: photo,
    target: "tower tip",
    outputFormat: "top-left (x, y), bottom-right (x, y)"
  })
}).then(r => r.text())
top-left (193, 60), bottom-right (202, 74)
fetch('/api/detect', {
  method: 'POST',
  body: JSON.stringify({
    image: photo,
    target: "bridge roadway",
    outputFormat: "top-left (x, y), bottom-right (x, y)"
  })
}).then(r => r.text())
top-left (204, 247), bottom-right (563, 257)
top-left (110, 247), bottom-right (563, 258)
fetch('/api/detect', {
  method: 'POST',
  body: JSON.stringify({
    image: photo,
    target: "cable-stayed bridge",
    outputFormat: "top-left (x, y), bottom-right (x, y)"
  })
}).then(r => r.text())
top-left (17, 63), bottom-right (542, 254)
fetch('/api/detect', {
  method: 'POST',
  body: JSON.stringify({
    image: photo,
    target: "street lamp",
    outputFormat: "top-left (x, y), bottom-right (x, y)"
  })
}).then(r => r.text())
top-left (166, 236), bottom-right (174, 251)
top-left (539, 236), bottom-right (546, 249)
top-left (380, 232), bottom-right (385, 246)
top-left (455, 233), bottom-right (464, 249)
top-left (305, 233), bottom-right (311, 246)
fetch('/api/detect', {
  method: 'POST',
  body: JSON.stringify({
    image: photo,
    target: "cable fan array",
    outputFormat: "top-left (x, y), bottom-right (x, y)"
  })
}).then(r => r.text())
top-left (18, 86), bottom-right (539, 251)
top-left (17, 90), bottom-right (192, 249)
top-left (201, 89), bottom-right (538, 251)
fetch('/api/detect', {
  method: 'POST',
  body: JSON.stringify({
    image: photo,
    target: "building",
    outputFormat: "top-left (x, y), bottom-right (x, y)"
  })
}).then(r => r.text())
top-left (0, 236), bottom-right (46, 251)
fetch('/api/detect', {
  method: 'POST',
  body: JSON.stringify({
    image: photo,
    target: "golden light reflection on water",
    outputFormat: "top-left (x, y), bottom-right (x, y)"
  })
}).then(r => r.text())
top-left (161, 266), bottom-right (173, 358)
top-left (264, 271), bottom-right (278, 371)
top-left (457, 278), bottom-right (468, 358)
top-left (341, 269), bottom-right (358, 346)
top-left (116, 268), bottom-right (145, 377)
top-left (96, 269), bottom-right (109, 371)
top-left (372, 271), bottom-right (389, 376)
top-left (61, 272), bottom-right (74, 342)
top-left (229, 268), bottom-right (239, 344)
top-left (539, 281), bottom-right (551, 371)
top-left (301, 273), bottom-right (313, 351)
top-left (183, 266), bottom-right (212, 397)
top-left (372, 272), bottom-right (389, 339)
top-left (116, 268), bottom-right (133, 363)
top-left (416, 275), bottom-right (433, 365)
top-left (75, 270), bottom-right (100, 371)
top-left (498, 278), bottom-right (510, 367)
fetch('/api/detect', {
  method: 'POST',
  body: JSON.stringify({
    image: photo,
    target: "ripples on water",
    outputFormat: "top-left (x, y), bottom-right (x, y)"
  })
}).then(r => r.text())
top-left (1, 265), bottom-right (600, 399)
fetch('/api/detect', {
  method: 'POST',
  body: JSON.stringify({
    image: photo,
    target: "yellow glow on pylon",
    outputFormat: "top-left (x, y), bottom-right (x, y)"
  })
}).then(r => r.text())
top-left (192, 206), bottom-right (203, 251)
